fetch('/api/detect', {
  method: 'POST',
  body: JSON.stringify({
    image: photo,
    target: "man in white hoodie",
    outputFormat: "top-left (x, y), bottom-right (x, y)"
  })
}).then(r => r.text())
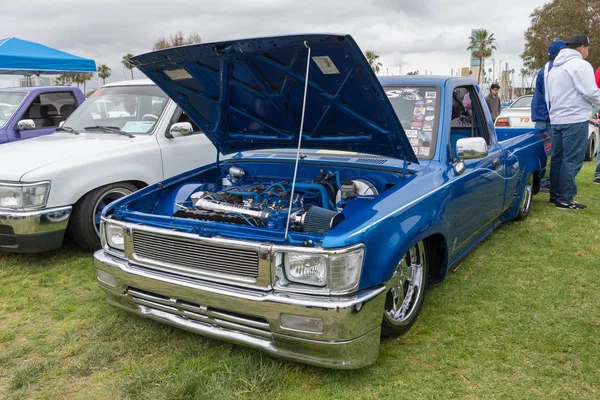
top-left (547, 34), bottom-right (600, 210)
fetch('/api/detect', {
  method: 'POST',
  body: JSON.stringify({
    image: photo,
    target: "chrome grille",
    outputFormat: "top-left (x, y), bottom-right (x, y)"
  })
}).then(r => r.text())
top-left (132, 231), bottom-right (259, 279)
top-left (127, 287), bottom-right (272, 339)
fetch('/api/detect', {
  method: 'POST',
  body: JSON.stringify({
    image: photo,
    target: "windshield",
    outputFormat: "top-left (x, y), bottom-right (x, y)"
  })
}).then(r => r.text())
top-left (63, 85), bottom-right (169, 134)
top-left (0, 91), bottom-right (27, 128)
top-left (510, 96), bottom-right (533, 108)
top-left (384, 85), bottom-right (440, 160)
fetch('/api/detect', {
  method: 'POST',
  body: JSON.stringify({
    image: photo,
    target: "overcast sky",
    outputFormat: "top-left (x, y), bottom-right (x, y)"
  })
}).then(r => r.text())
top-left (0, 0), bottom-right (548, 89)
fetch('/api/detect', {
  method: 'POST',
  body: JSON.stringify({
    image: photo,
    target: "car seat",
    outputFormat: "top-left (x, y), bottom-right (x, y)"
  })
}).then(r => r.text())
top-left (59, 104), bottom-right (77, 120)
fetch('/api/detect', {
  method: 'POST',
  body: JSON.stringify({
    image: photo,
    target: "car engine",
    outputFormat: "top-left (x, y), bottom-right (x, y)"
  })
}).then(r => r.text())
top-left (172, 166), bottom-right (378, 234)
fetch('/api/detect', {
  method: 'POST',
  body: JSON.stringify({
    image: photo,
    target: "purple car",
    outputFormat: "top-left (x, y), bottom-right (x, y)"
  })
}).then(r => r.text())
top-left (0, 86), bottom-right (85, 144)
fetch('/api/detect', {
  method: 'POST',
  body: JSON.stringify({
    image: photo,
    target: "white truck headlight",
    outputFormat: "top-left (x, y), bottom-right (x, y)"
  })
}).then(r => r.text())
top-left (0, 182), bottom-right (50, 210)
top-left (280, 247), bottom-right (364, 292)
top-left (105, 223), bottom-right (125, 251)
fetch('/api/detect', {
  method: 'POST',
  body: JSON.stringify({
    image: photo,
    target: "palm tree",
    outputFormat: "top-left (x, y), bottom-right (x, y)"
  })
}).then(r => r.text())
top-left (122, 53), bottom-right (134, 80)
top-left (467, 30), bottom-right (498, 85)
top-left (365, 50), bottom-right (383, 74)
top-left (97, 64), bottom-right (112, 85)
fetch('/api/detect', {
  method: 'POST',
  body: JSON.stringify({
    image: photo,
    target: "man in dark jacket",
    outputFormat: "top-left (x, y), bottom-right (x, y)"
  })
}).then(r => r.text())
top-left (531, 40), bottom-right (567, 131)
top-left (485, 83), bottom-right (501, 121)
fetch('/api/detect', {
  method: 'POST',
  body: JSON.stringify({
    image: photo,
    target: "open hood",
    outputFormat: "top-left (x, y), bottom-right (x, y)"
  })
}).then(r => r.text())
top-left (131, 34), bottom-right (418, 163)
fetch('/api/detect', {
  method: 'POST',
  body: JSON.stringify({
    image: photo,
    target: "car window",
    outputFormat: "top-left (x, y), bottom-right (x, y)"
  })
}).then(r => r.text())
top-left (0, 91), bottom-right (27, 128)
top-left (510, 96), bottom-right (533, 108)
top-left (22, 91), bottom-right (78, 129)
top-left (63, 85), bottom-right (169, 135)
top-left (450, 85), bottom-right (491, 157)
top-left (384, 85), bottom-right (440, 160)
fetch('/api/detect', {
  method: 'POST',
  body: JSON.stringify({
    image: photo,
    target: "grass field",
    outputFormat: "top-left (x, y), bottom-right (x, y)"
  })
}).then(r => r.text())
top-left (1, 163), bottom-right (600, 400)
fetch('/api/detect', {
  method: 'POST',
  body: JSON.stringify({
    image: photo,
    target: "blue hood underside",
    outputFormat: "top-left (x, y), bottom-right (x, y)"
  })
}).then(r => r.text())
top-left (131, 34), bottom-right (418, 163)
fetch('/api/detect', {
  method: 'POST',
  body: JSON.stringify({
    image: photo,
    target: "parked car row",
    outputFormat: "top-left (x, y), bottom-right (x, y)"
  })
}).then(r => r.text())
top-left (1, 34), bottom-right (552, 369)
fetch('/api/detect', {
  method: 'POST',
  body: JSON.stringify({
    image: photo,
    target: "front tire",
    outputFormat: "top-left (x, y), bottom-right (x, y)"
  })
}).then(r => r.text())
top-left (381, 241), bottom-right (428, 338)
top-left (68, 182), bottom-right (137, 251)
top-left (515, 174), bottom-right (533, 221)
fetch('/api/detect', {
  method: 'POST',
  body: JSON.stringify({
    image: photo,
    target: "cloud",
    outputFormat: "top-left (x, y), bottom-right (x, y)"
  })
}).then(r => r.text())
top-left (0, 0), bottom-right (547, 88)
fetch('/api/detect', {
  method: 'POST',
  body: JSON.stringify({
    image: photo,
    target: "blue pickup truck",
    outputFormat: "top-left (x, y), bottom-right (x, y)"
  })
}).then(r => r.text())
top-left (0, 86), bottom-right (85, 144)
top-left (93, 34), bottom-right (550, 369)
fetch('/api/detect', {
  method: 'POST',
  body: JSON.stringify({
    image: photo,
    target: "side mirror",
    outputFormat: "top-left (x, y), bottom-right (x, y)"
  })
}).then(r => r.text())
top-left (456, 137), bottom-right (488, 160)
top-left (16, 119), bottom-right (36, 131)
top-left (167, 122), bottom-right (193, 139)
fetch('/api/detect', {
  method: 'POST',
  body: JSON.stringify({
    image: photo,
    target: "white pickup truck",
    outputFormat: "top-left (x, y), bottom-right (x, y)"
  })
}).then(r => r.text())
top-left (0, 79), bottom-right (216, 253)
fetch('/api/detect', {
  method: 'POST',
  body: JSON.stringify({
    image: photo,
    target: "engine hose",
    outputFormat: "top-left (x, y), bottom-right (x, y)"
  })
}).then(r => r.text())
top-left (294, 182), bottom-right (333, 210)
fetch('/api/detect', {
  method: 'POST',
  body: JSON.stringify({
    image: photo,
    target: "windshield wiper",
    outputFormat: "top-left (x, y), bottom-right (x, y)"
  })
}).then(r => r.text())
top-left (83, 125), bottom-right (135, 138)
top-left (55, 126), bottom-right (80, 135)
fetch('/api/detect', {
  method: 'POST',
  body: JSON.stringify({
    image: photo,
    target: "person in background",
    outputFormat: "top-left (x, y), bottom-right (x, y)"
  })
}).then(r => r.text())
top-left (531, 40), bottom-right (567, 132)
top-left (547, 34), bottom-right (600, 209)
top-left (462, 91), bottom-right (472, 115)
top-left (485, 83), bottom-right (502, 121)
top-left (594, 65), bottom-right (600, 183)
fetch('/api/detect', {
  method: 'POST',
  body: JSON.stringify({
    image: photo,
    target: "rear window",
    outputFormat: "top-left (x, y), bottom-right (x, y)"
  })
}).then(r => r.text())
top-left (510, 96), bottom-right (533, 108)
top-left (384, 85), bottom-right (440, 160)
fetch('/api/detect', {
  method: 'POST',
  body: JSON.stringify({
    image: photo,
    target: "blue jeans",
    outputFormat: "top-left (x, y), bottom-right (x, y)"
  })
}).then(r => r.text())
top-left (596, 147), bottom-right (600, 179)
top-left (535, 120), bottom-right (550, 132)
top-left (550, 122), bottom-right (589, 203)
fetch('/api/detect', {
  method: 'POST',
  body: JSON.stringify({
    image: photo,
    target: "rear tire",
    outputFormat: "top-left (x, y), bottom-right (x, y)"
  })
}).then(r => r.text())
top-left (515, 174), bottom-right (533, 221)
top-left (585, 136), bottom-right (595, 161)
top-left (381, 241), bottom-right (428, 338)
top-left (68, 182), bottom-right (137, 251)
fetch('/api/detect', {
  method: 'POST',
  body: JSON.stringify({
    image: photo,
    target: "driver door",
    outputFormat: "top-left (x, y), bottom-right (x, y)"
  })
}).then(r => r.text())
top-left (446, 85), bottom-right (506, 257)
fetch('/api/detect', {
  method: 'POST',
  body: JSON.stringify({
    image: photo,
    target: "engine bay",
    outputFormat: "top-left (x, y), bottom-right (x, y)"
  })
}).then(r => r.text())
top-left (172, 164), bottom-right (382, 235)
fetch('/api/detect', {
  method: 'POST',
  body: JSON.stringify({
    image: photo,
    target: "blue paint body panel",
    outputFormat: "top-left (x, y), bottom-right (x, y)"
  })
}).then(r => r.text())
top-left (105, 44), bottom-right (550, 291)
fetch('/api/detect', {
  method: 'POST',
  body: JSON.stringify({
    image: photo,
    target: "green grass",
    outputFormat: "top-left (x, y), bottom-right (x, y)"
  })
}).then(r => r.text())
top-left (2, 163), bottom-right (600, 400)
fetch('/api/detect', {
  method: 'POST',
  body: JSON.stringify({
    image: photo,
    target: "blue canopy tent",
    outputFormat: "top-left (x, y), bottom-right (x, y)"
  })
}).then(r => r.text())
top-left (0, 37), bottom-right (96, 85)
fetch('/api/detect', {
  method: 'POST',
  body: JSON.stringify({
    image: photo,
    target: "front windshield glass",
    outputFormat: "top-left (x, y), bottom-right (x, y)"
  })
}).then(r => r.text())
top-left (0, 91), bottom-right (27, 128)
top-left (510, 96), bottom-right (533, 108)
top-left (384, 85), bottom-right (440, 160)
top-left (64, 85), bottom-right (169, 134)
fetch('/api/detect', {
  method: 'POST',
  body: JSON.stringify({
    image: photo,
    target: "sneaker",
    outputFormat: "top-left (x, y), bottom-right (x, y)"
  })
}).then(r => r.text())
top-left (556, 201), bottom-right (586, 210)
top-left (549, 198), bottom-right (557, 204)
top-left (594, 177), bottom-right (600, 184)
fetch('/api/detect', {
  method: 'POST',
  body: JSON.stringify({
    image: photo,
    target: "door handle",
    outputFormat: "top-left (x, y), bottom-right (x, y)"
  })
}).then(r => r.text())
top-left (492, 158), bottom-right (501, 170)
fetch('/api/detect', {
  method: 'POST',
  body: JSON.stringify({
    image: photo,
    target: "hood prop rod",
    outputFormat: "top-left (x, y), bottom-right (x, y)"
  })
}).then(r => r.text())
top-left (284, 40), bottom-right (311, 242)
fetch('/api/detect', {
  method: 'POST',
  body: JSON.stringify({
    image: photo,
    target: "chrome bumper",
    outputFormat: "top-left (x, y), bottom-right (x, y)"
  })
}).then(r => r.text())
top-left (0, 206), bottom-right (71, 252)
top-left (94, 250), bottom-right (386, 369)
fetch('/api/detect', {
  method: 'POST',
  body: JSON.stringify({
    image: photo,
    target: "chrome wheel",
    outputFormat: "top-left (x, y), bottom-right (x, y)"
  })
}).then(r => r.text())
top-left (92, 187), bottom-right (133, 235)
top-left (383, 241), bottom-right (427, 329)
top-left (516, 175), bottom-right (533, 220)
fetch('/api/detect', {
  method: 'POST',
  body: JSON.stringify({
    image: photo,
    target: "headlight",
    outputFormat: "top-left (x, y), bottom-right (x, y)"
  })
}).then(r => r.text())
top-left (284, 253), bottom-right (327, 287)
top-left (105, 223), bottom-right (125, 251)
top-left (329, 250), bottom-right (364, 291)
top-left (0, 182), bottom-right (50, 210)
top-left (279, 247), bottom-right (364, 292)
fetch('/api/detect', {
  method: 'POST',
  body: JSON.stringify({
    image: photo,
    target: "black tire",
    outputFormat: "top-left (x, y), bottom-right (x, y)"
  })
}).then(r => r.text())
top-left (381, 241), bottom-right (428, 338)
top-left (585, 136), bottom-right (595, 162)
top-left (68, 182), bottom-right (137, 251)
top-left (515, 174), bottom-right (533, 221)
